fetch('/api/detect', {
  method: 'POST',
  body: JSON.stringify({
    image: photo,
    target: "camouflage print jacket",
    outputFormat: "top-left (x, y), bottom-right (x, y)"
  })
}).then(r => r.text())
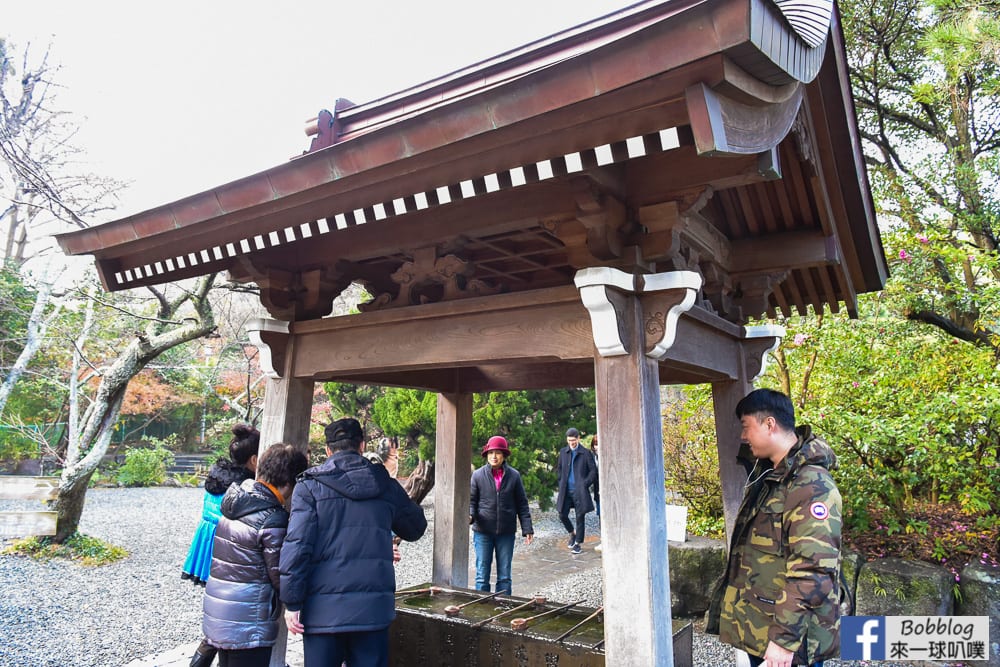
top-left (706, 426), bottom-right (843, 664)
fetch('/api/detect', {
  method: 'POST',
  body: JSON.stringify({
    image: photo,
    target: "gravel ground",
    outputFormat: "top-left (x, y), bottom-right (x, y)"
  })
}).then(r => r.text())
top-left (1, 487), bottom-right (938, 666)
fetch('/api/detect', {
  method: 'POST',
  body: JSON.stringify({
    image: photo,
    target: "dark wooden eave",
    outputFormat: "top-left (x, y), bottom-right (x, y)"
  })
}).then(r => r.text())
top-left (57, 0), bottom-right (885, 330)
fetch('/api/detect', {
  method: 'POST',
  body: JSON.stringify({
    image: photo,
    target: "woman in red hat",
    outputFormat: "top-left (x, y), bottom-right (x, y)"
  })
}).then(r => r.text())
top-left (469, 435), bottom-right (534, 595)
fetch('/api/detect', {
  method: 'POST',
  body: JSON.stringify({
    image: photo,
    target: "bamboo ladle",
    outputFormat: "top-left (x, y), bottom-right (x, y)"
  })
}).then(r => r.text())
top-left (443, 589), bottom-right (506, 616)
top-left (510, 599), bottom-right (584, 631)
top-left (471, 594), bottom-right (546, 628)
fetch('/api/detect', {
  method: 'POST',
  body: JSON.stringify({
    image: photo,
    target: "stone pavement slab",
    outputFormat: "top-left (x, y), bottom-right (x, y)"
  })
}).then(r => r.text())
top-left (497, 531), bottom-right (603, 597)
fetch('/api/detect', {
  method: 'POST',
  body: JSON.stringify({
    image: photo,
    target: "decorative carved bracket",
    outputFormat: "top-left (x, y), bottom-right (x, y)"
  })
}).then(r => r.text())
top-left (230, 258), bottom-right (349, 321)
top-left (572, 177), bottom-right (628, 261)
top-left (246, 318), bottom-right (290, 379)
top-left (542, 177), bottom-right (654, 271)
top-left (359, 246), bottom-right (501, 311)
top-left (574, 267), bottom-right (702, 358)
top-left (637, 193), bottom-right (743, 321)
top-left (575, 268), bottom-right (636, 356)
top-left (732, 271), bottom-right (788, 321)
top-left (743, 324), bottom-right (786, 381)
top-left (640, 272), bottom-right (703, 359)
top-left (790, 113), bottom-right (818, 176)
top-left (700, 261), bottom-right (736, 320)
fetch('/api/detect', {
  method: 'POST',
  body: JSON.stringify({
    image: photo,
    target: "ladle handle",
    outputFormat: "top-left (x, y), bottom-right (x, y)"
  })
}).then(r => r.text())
top-left (472, 598), bottom-right (540, 628)
top-left (554, 605), bottom-right (603, 642)
top-left (517, 599), bottom-right (584, 628)
top-left (456, 588), bottom-right (504, 610)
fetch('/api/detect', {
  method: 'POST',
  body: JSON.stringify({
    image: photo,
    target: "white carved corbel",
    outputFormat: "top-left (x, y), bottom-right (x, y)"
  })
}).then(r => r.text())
top-left (743, 324), bottom-right (786, 382)
top-left (574, 268), bottom-right (702, 358)
top-left (574, 267), bottom-right (636, 356)
top-left (642, 271), bottom-right (703, 359)
top-left (246, 317), bottom-right (290, 379)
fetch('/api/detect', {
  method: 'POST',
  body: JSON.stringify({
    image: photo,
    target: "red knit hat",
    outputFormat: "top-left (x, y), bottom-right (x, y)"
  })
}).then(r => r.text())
top-left (481, 436), bottom-right (511, 457)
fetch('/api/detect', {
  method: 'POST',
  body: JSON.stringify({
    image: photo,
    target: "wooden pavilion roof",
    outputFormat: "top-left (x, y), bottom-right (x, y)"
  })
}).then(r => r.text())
top-left (58, 0), bottom-right (886, 328)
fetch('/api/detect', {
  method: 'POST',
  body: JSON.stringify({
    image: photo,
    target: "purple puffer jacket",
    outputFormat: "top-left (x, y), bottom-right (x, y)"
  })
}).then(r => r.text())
top-left (202, 479), bottom-right (288, 650)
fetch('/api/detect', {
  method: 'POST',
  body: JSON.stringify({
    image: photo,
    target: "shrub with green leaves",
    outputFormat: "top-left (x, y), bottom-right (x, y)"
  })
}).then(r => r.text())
top-left (116, 447), bottom-right (174, 487)
top-left (2, 532), bottom-right (128, 566)
top-left (769, 295), bottom-right (1000, 536)
top-left (171, 472), bottom-right (202, 487)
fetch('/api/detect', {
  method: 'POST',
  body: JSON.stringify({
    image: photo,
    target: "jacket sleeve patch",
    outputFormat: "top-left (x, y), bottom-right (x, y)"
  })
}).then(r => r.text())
top-left (809, 501), bottom-right (829, 520)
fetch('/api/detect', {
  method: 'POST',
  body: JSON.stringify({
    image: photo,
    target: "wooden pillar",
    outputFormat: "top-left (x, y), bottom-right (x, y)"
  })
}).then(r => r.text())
top-left (259, 375), bottom-right (314, 448)
top-left (432, 391), bottom-right (473, 587)
top-left (261, 373), bottom-right (314, 667)
top-left (248, 318), bottom-right (315, 450)
top-left (594, 294), bottom-right (673, 666)
top-left (577, 268), bottom-right (701, 667)
top-left (712, 324), bottom-right (785, 544)
top-left (248, 318), bottom-right (315, 667)
top-left (712, 379), bottom-right (753, 544)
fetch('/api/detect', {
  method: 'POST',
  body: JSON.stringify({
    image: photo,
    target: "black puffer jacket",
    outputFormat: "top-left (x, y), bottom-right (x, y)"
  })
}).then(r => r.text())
top-left (470, 463), bottom-right (533, 537)
top-left (279, 450), bottom-right (427, 633)
top-left (203, 479), bottom-right (288, 650)
top-left (204, 459), bottom-right (253, 495)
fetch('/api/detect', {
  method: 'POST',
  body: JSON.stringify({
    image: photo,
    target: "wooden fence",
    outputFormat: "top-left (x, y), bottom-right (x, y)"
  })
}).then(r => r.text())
top-left (0, 476), bottom-right (59, 537)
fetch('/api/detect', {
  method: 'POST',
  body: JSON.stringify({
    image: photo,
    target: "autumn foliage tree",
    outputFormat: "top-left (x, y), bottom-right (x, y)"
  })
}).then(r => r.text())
top-left (119, 369), bottom-right (198, 419)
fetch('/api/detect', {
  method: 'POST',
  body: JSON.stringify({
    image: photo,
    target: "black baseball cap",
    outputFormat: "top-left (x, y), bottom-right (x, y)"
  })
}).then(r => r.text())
top-left (325, 418), bottom-right (363, 446)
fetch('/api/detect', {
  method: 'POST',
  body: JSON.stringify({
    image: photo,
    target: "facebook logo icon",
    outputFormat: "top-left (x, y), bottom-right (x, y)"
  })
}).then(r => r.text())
top-left (842, 616), bottom-right (886, 659)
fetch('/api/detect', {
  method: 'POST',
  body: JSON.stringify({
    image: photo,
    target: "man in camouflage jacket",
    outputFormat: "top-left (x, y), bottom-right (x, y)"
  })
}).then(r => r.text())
top-left (706, 389), bottom-right (842, 667)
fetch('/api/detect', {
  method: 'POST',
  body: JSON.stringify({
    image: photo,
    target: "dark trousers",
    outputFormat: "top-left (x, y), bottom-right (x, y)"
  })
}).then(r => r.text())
top-left (558, 494), bottom-right (588, 542)
top-left (303, 628), bottom-right (389, 667)
top-left (217, 646), bottom-right (272, 667)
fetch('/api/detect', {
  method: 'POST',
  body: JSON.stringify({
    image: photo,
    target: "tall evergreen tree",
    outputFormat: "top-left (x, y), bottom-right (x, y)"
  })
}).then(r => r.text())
top-left (841, 0), bottom-right (1000, 348)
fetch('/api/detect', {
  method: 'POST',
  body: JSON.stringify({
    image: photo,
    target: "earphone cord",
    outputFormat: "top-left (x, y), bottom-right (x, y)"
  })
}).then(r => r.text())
top-left (744, 458), bottom-right (774, 488)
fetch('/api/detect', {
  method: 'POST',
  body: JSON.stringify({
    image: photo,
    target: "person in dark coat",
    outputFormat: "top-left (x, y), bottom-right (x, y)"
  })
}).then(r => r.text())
top-left (469, 435), bottom-right (534, 595)
top-left (185, 424), bottom-right (259, 667)
top-left (201, 442), bottom-right (309, 667)
top-left (556, 427), bottom-right (597, 554)
top-left (279, 418), bottom-right (427, 667)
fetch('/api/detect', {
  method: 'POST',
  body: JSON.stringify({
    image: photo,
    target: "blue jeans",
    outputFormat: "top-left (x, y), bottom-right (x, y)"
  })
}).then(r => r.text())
top-left (473, 531), bottom-right (515, 595)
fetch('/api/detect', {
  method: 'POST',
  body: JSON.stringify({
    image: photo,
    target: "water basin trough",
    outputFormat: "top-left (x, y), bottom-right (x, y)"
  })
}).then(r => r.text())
top-left (389, 584), bottom-right (693, 666)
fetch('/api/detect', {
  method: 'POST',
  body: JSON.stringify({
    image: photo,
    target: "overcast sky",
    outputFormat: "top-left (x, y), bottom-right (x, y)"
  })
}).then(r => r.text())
top-left (5, 0), bottom-right (627, 225)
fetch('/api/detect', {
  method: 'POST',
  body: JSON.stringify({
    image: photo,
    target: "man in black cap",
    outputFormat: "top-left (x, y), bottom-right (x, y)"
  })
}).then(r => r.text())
top-left (279, 418), bottom-right (427, 666)
top-left (555, 427), bottom-right (597, 554)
